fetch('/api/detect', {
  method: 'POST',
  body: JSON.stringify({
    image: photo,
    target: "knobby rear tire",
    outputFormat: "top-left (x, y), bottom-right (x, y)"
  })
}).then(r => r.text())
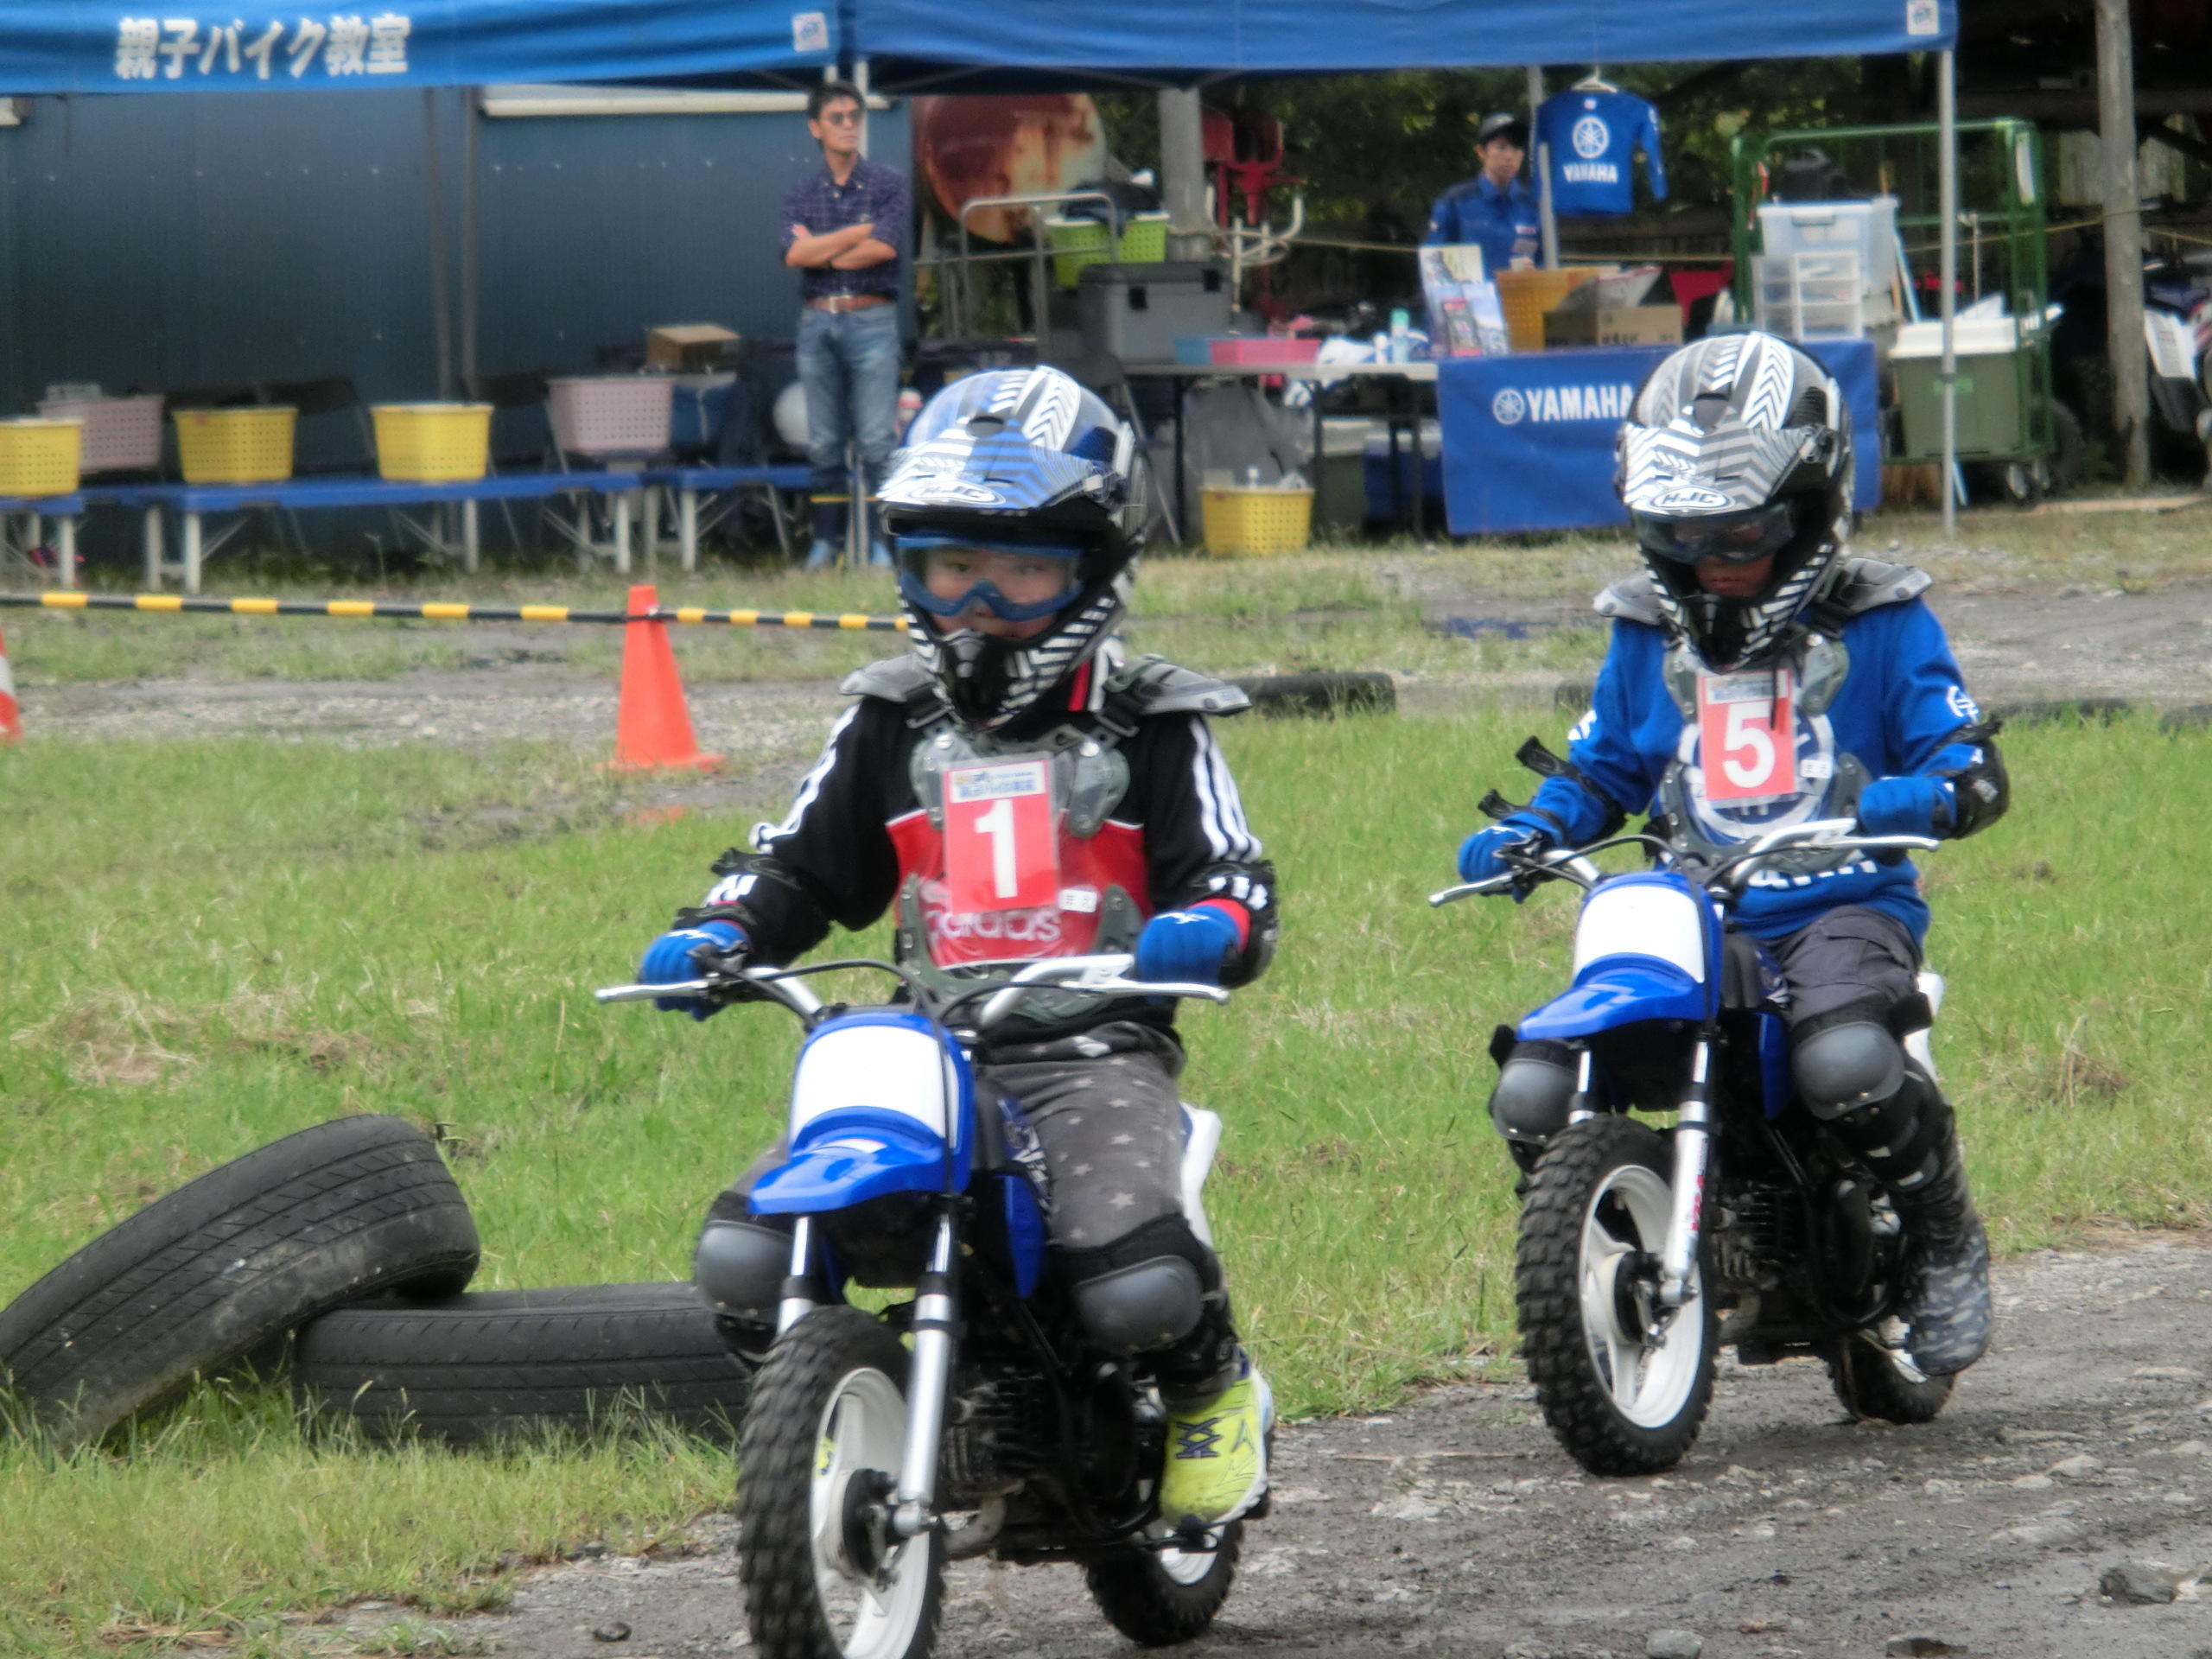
top-left (1084, 1522), bottom-right (1243, 1647)
top-left (1823, 1334), bottom-right (1955, 1426)
top-left (1516, 1114), bottom-right (1716, 1476)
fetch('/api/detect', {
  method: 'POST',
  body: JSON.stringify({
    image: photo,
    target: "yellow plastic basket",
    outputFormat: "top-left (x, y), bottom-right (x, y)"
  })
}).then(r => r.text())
top-left (1201, 486), bottom-right (1313, 556)
top-left (0, 418), bottom-right (83, 498)
top-left (1046, 213), bottom-right (1170, 288)
top-left (372, 402), bottom-right (493, 482)
top-left (174, 407), bottom-right (297, 485)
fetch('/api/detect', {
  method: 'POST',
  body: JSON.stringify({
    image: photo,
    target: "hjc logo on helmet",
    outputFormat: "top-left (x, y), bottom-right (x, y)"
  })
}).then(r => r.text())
top-left (1649, 486), bottom-right (1734, 512)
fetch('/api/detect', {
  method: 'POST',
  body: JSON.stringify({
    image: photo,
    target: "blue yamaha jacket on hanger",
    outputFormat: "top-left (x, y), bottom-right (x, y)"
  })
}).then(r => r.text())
top-left (1537, 90), bottom-right (1667, 218)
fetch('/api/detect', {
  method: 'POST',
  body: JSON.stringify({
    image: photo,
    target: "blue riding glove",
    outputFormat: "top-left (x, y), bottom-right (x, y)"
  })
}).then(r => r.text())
top-left (1856, 776), bottom-right (1955, 839)
top-left (639, 920), bottom-right (747, 1020)
top-left (1134, 906), bottom-right (1243, 988)
top-left (1457, 822), bottom-right (1550, 886)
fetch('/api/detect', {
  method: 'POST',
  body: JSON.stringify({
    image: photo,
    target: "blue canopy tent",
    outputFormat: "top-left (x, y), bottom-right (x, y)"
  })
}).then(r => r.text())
top-left (849, 0), bottom-right (1952, 90)
top-left (844, 0), bottom-right (1971, 534)
top-left (0, 2), bottom-right (835, 94)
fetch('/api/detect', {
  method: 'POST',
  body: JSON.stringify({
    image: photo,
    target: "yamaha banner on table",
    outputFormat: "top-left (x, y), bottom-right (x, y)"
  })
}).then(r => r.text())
top-left (0, 0), bottom-right (834, 94)
top-left (1439, 340), bottom-right (1880, 537)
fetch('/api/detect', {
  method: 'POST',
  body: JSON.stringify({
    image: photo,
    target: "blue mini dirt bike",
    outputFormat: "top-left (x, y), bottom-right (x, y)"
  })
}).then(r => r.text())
top-left (1434, 814), bottom-right (1955, 1476)
top-left (599, 954), bottom-right (1245, 1659)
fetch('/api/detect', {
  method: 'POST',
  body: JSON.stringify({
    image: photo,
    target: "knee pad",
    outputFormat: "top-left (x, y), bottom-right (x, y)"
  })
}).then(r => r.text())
top-left (1058, 1213), bottom-right (1217, 1355)
top-left (1490, 1041), bottom-right (1578, 1146)
top-left (1791, 1020), bottom-right (1905, 1119)
top-left (693, 1217), bottom-right (793, 1318)
top-left (1071, 1257), bottom-right (1205, 1354)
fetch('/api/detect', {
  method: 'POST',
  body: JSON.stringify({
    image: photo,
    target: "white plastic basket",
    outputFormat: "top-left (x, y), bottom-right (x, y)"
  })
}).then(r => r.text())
top-left (35, 393), bottom-right (163, 474)
top-left (546, 375), bottom-right (673, 458)
top-left (1757, 197), bottom-right (1899, 301)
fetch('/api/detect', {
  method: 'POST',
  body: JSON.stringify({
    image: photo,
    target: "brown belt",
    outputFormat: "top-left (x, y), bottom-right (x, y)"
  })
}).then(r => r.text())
top-left (806, 294), bottom-right (893, 314)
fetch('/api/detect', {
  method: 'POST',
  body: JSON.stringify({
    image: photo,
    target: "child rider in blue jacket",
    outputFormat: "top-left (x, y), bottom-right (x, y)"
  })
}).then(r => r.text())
top-left (1457, 333), bottom-right (2008, 1377)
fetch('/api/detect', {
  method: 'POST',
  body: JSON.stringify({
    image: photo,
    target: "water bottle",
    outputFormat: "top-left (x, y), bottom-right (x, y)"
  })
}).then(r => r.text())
top-left (1389, 308), bottom-right (1411, 364)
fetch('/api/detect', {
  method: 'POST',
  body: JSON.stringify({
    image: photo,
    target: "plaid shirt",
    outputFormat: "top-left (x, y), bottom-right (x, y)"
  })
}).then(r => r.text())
top-left (781, 156), bottom-right (908, 302)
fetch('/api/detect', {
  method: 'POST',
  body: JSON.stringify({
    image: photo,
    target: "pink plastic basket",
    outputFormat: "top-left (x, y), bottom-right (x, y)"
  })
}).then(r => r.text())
top-left (35, 394), bottom-right (162, 474)
top-left (546, 376), bottom-right (673, 458)
top-left (1207, 338), bottom-right (1321, 366)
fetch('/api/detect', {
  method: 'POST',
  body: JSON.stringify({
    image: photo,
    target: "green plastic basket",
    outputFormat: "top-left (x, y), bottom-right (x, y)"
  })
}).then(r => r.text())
top-left (1045, 213), bottom-right (1170, 288)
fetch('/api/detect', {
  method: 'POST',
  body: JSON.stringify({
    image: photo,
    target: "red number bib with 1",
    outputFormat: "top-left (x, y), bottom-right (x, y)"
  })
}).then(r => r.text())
top-left (1696, 666), bottom-right (1796, 803)
top-left (943, 757), bottom-right (1061, 912)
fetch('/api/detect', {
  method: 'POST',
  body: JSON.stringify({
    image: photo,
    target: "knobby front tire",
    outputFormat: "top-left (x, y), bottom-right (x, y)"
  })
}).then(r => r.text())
top-left (1516, 1114), bottom-right (1716, 1476)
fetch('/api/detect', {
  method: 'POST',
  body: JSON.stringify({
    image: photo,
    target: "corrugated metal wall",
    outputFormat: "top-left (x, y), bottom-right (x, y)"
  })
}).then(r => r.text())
top-left (0, 88), bottom-right (912, 469)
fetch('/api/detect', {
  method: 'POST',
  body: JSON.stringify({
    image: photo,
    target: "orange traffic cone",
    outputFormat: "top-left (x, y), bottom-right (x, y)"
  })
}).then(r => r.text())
top-left (0, 623), bottom-right (18, 744)
top-left (611, 584), bottom-right (721, 772)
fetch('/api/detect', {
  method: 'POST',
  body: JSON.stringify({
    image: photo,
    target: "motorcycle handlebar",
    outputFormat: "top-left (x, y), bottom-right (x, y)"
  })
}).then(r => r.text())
top-left (594, 952), bottom-right (1230, 1030)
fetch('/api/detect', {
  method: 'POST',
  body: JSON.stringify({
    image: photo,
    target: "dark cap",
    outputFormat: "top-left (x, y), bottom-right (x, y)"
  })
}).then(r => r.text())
top-left (1476, 112), bottom-right (1528, 149)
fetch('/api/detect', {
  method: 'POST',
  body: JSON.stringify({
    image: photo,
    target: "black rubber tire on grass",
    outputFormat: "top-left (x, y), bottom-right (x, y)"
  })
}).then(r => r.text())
top-left (0, 1114), bottom-right (478, 1446)
top-left (1515, 1114), bottom-right (1716, 1477)
top-left (1822, 1334), bottom-right (1955, 1426)
top-left (738, 1306), bottom-right (944, 1659)
top-left (1084, 1523), bottom-right (1243, 1647)
top-left (295, 1283), bottom-right (752, 1444)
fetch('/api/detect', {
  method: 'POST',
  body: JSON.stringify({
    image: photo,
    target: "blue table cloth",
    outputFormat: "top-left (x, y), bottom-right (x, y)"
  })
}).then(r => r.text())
top-left (1439, 339), bottom-right (1880, 536)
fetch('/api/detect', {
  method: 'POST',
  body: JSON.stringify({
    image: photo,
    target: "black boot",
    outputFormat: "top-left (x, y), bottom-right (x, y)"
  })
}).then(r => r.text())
top-left (1886, 1115), bottom-right (1993, 1376)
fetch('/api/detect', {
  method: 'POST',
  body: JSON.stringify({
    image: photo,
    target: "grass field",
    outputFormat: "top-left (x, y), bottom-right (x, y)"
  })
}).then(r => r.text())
top-left (3, 697), bottom-right (2211, 1654)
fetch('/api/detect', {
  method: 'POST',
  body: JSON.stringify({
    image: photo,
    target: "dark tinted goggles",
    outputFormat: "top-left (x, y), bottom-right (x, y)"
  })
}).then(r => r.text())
top-left (894, 534), bottom-right (1085, 623)
top-left (1633, 502), bottom-right (1796, 567)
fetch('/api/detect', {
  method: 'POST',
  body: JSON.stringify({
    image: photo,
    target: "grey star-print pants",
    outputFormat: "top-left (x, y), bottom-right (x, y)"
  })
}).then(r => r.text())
top-left (976, 1020), bottom-right (1191, 1254)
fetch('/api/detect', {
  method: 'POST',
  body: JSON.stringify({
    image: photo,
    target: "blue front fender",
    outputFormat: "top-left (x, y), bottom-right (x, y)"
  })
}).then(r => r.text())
top-left (749, 1111), bottom-right (950, 1216)
top-left (1519, 959), bottom-right (1709, 1042)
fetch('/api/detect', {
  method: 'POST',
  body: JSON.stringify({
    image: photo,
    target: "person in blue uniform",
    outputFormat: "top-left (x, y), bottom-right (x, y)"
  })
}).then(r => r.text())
top-left (1423, 111), bottom-right (1544, 274)
top-left (1456, 333), bottom-right (2009, 1380)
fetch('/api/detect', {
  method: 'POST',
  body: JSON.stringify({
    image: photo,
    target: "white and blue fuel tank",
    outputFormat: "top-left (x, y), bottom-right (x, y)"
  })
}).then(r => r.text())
top-left (1517, 870), bottom-right (1724, 1042)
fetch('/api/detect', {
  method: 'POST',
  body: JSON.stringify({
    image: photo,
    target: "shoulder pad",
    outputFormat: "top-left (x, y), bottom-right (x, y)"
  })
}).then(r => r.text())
top-left (1826, 556), bottom-right (1932, 617)
top-left (1593, 573), bottom-right (1667, 626)
top-left (840, 655), bottom-right (938, 703)
top-left (1107, 656), bottom-right (1251, 717)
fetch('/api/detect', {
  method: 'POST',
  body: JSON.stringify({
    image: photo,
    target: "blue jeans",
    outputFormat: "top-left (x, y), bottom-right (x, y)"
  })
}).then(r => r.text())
top-left (797, 303), bottom-right (900, 546)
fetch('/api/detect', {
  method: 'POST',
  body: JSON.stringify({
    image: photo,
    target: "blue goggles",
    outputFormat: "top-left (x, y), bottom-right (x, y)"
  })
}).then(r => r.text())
top-left (894, 534), bottom-right (1086, 624)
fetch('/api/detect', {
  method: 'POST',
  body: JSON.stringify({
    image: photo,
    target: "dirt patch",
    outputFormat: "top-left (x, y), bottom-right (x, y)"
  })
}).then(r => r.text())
top-left (316, 1237), bottom-right (2212, 1659)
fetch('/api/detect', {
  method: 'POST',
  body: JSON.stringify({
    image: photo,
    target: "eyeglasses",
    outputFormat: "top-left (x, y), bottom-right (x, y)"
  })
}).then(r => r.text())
top-left (817, 109), bottom-right (862, 126)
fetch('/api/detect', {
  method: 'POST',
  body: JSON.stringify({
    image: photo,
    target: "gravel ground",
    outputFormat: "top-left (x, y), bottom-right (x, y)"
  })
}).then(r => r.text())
top-left (325, 1236), bottom-right (2212, 1659)
top-left (20, 582), bottom-right (2212, 753)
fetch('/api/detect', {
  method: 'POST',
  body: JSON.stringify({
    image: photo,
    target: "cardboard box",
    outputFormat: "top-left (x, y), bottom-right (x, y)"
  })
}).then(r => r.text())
top-left (1544, 304), bottom-right (1682, 348)
top-left (645, 323), bottom-right (740, 372)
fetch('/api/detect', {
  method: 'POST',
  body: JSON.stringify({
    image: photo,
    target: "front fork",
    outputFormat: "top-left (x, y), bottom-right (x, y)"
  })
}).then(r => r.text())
top-left (1660, 1035), bottom-right (1714, 1309)
top-left (773, 1203), bottom-right (963, 1542)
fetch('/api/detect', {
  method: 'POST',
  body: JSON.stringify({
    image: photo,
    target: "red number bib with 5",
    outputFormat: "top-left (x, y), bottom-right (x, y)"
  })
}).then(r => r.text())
top-left (1696, 666), bottom-right (1797, 803)
top-left (943, 757), bottom-right (1061, 912)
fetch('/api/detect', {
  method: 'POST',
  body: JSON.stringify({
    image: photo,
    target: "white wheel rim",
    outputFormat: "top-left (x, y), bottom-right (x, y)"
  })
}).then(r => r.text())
top-left (1156, 1535), bottom-right (1222, 1586)
top-left (1577, 1161), bottom-right (1706, 1429)
top-left (808, 1367), bottom-right (930, 1659)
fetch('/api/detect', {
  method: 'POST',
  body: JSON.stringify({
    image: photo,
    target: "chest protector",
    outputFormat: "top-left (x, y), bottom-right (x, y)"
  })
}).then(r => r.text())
top-left (1656, 628), bottom-right (1872, 878)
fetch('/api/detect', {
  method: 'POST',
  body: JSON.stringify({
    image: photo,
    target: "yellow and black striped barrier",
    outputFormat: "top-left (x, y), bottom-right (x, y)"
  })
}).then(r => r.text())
top-left (1, 592), bottom-right (901, 632)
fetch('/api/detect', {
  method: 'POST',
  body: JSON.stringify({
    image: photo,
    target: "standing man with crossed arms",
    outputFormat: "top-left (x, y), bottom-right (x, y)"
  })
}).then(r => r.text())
top-left (784, 79), bottom-right (909, 569)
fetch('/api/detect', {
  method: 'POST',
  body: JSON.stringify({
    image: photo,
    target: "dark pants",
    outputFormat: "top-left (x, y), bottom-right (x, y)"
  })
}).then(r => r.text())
top-left (1769, 906), bottom-right (1920, 1030)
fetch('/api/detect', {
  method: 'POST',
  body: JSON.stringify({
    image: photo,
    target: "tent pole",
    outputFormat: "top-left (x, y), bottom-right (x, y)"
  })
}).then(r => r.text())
top-left (423, 88), bottom-right (455, 401)
top-left (1938, 49), bottom-right (1956, 539)
top-left (1160, 88), bottom-right (1210, 264)
top-left (1528, 66), bottom-right (1557, 268)
top-left (460, 87), bottom-right (480, 391)
top-left (2096, 0), bottom-right (2149, 486)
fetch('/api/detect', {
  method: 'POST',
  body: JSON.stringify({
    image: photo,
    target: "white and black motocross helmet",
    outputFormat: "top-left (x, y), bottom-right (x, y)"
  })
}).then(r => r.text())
top-left (1615, 331), bottom-right (1853, 670)
top-left (879, 366), bottom-right (1147, 731)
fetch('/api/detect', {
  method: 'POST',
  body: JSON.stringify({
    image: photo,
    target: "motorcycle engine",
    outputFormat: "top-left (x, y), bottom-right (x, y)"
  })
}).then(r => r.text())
top-left (944, 1360), bottom-right (1053, 1503)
